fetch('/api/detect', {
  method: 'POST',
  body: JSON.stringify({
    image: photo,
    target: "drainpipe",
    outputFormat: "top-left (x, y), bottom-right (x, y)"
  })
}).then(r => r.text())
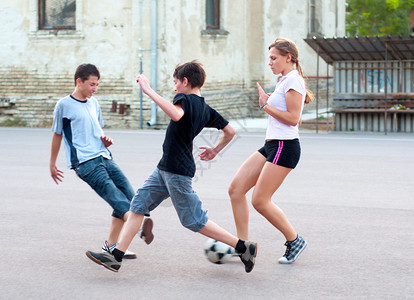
top-left (138, 0), bottom-right (144, 129)
top-left (147, 0), bottom-right (158, 127)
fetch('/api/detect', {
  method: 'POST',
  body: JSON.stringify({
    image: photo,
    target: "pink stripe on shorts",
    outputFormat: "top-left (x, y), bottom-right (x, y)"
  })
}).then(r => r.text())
top-left (272, 140), bottom-right (284, 164)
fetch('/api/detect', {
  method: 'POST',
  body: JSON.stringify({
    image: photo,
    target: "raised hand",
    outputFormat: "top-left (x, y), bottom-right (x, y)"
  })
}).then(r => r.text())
top-left (136, 74), bottom-right (153, 95)
top-left (256, 82), bottom-right (269, 107)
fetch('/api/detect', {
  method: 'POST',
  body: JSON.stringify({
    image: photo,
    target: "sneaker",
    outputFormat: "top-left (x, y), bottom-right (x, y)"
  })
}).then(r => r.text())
top-left (140, 218), bottom-right (154, 245)
top-left (278, 235), bottom-right (307, 264)
top-left (102, 240), bottom-right (137, 259)
top-left (86, 250), bottom-right (121, 272)
top-left (239, 241), bottom-right (258, 273)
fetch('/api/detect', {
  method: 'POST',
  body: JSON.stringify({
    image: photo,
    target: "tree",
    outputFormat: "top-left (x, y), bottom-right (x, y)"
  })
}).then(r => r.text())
top-left (346, 0), bottom-right (414, 36)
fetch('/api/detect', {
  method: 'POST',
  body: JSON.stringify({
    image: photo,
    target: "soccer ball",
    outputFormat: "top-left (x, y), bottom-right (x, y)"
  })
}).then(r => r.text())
top-left (204, 238), bottom-right (236, 264)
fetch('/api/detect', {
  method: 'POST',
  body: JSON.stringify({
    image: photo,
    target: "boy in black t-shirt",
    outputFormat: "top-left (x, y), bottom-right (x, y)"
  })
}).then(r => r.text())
top-left (86, 61), bottom-right (257, 273)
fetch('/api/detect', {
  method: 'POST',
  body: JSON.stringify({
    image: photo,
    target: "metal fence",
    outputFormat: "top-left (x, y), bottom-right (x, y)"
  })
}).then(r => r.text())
top-left (334, 60), bottom-right (414, 94)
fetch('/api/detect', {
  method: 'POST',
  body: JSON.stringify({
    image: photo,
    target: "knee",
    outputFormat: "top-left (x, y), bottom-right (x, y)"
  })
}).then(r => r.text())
top-left (228, 182), bottom-right (244, 202)
top-left (178, 210), bottom-right (208, 232)
top-left (180, 220), bottom-right (203, 232)
top-left (251, 195), bottom-right (267, 214)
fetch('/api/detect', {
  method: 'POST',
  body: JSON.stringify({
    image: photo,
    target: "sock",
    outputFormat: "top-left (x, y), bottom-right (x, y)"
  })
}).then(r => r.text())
top-left (112, 248), bottom-right (125, 262)
top-left (235, 239), bottom-right (247, 254)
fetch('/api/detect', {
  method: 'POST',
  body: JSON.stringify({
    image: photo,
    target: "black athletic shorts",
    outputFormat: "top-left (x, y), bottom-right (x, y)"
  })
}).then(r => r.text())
top-left (257, 139), bottom-right (301, 169)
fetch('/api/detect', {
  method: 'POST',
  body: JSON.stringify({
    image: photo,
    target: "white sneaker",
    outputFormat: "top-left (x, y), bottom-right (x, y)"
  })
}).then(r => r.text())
top-left (102, 240), bottom-right (137, 259)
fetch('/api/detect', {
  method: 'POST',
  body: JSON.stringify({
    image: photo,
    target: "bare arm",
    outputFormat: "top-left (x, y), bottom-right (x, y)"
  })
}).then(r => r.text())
top-left (257, 82), bottom-right (302, 126)
top-left (136, 74), bottom-right (184, 122)
top-left (50, 132), bottom-right (64, 184)
top-left (199, 124), bottom-right (236, 161)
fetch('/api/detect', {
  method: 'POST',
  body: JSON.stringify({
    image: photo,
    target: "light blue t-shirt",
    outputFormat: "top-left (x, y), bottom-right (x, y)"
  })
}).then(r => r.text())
top-left (52, 95), bottom-right (111, 169)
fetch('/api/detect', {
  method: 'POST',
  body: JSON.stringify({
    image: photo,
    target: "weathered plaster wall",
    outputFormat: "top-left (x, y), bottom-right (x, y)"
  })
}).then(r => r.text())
top-left (0, 0), bottom-right (345, 128)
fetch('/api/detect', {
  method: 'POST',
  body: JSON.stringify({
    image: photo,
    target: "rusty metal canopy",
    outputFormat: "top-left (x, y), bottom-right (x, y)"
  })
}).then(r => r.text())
top-left (304, 34), bottom-right (414, 64)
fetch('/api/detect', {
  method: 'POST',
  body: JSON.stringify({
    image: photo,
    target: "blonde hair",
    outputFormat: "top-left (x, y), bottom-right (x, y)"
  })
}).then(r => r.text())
top-left (268, 38), bottom-right (314, 104)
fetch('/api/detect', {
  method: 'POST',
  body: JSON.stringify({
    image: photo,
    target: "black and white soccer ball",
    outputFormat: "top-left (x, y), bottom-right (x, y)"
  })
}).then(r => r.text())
top-left (204, 238), bottom-right (236, 264)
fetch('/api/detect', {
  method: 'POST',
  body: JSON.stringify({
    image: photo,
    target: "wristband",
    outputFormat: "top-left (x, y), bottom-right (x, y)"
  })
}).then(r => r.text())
top-left (260, 102), bottom-right (268, 109)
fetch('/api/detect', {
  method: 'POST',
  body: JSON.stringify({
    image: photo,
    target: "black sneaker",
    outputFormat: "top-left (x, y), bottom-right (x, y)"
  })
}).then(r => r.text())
top-left (140, 218), bottom-right (154, 245)
top-left (239, 241), bottom-right (258, 273)
top-left (278, 235), bottom-right (307, 264)
top-left (86, 250), bottom-right (121, 272)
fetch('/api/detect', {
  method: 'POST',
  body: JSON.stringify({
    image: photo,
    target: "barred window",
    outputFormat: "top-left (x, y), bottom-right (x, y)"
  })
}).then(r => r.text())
top-left (38, 0), bottom-right (76, 30)
top-left (206, 0), bottom-right (220, 30)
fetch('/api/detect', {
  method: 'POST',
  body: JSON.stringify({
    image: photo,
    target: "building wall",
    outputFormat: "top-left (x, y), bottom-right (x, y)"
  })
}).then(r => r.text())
top-left (0, 0), bottom-right (345, 128)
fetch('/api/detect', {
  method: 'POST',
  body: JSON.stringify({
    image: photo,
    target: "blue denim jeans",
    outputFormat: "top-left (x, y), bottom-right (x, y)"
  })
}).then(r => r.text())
top-left (130, 168), bottom-right (208, 232)
top-left (75, 156), bottom-right (135, 219)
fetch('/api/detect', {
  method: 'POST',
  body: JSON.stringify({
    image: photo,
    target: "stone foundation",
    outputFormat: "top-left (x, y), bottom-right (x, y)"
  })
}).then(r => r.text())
top-left (0, 68), bottom-right (332, 129)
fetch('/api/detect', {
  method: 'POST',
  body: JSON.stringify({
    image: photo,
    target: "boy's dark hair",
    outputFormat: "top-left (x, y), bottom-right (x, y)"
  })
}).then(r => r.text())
top-left (173, 60), bottom-right (206, 88)
top-left (74, 64), bottom-right (100, 85)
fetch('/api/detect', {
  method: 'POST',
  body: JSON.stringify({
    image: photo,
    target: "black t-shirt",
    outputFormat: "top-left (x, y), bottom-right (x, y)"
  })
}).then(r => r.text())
top-left (157, 93), bottom-right (229, 177)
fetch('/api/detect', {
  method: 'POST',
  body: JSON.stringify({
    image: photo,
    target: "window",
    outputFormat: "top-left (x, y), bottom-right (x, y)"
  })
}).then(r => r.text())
top-left (206, 0), bottom-right (220, 30)
top-left (201, 0), bottom-right (228, 37)
top-left (38, 0), bottom-right (76, 30)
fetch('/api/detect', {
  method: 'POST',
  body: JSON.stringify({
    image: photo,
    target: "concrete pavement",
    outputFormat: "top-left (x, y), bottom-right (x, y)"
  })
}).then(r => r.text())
top-left (1, 127), bottom-right (413, 299)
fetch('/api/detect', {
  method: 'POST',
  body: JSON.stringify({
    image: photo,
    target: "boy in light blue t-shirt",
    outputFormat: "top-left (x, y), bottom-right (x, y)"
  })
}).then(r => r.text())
top-left (49, 64), bottom-right (153, 258)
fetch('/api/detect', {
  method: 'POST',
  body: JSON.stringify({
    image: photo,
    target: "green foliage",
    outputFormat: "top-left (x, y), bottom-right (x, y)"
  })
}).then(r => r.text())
top-left (346, 0), bottom-right (414, 36)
